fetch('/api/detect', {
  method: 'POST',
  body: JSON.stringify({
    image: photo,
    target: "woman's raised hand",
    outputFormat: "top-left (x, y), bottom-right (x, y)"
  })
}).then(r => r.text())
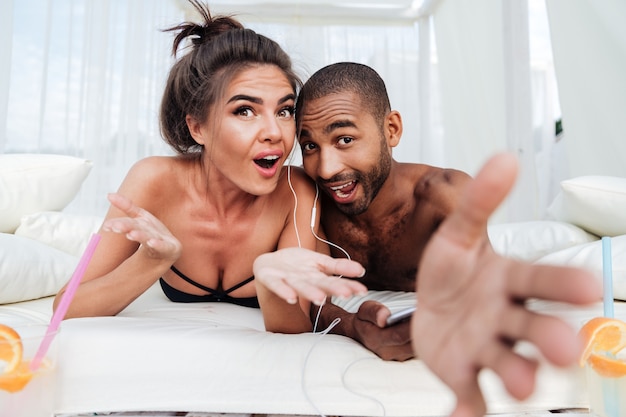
top-left (102, 193), bottom-right (182, 262)
top-left (253, 247), bottom-right (368, 306)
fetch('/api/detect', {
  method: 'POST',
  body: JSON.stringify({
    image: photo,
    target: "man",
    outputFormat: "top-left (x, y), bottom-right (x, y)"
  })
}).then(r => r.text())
top-left (254, 62), bottom-right (600, 417)
top-left (295, 62), bottom-right (469, 361)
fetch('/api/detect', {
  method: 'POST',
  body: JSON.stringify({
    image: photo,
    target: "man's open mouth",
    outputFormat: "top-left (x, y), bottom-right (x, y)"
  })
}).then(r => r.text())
top-left (330, 181), bottom-right (356, 198)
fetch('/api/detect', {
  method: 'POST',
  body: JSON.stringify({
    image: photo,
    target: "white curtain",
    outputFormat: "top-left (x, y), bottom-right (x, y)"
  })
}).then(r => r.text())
top-left (247, 21), bottom-right (432, 168)
top-left (1, 0), bottom-right (566, 223)
top-left (431, 0), bottom-right (563, 222)
top-left (1, 0), bottom-right (182, 216)
top-left (546, 0), bottom-right (626, 179)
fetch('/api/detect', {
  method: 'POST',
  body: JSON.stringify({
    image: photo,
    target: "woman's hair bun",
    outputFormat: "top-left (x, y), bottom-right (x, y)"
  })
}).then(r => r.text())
top-left (164, 0), bottom-right (243, 57)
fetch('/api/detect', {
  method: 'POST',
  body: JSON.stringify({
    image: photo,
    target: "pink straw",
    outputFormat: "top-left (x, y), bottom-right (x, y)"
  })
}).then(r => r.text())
top-left (30, 233), bottom-right (101, 371)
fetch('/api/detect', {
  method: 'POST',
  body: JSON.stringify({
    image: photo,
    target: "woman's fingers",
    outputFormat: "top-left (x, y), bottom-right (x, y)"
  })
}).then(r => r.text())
top-left (107, 193), bottom-right (148, 218)
top-left (319, 256), bottom-right (366, 279)
top-left (253, 249), bottom-right (367, 304)
top-left (102, 193), bottom-right (182, 260)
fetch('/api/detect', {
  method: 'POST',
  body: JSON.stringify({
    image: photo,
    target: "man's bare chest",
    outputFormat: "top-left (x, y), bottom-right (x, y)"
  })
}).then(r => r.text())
top-left (325, 218), bottom-right (428, 292)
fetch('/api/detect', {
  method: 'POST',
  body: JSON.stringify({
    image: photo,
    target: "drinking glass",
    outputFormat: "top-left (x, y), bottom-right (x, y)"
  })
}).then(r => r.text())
top-left (585, 326), bottom-right (626, 417)
top-left (0, 324), bottom-right (59, 417)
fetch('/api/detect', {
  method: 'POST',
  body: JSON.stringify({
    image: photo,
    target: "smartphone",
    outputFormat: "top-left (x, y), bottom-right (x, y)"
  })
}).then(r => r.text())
top-left (385, 306), bottom-right (416, 327)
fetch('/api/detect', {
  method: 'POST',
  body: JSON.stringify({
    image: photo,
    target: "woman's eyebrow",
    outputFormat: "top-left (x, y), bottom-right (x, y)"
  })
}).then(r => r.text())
top-left (227, 94), bottom-right (261, 104)
top-left (278, 93), bottom-right (296, 104)
top-left (227, 93), bottom-right (295, 105)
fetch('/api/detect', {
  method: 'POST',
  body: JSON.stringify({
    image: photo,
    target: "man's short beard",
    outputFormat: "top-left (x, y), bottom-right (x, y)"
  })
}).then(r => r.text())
top-left (331, 137), bottom-right (392, 216)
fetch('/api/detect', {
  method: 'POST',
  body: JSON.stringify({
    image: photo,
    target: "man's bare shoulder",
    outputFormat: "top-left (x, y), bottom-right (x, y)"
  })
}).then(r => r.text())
top-left (398, 162), bottom-right (471, 207)
top-left (398, 162), bottom-right (469, 186)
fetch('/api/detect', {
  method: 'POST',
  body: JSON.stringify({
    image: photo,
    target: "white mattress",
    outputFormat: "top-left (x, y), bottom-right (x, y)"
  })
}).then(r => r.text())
top-left (1, 284), bottom-right (623, 416)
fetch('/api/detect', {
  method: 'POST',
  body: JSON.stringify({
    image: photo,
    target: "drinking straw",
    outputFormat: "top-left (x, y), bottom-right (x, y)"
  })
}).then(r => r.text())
top-left (600, 236), bottom-right (618, 417)
top-left (602, 236), bottom-right (614, 319)
top-left (30, 233), bottom-right (101, 371)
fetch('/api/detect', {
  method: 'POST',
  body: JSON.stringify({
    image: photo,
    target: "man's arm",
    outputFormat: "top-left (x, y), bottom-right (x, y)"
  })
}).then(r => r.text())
top-left (411, 153), bottom-right (601, 417)
top-left (312, 300), bottom-right (414, 361)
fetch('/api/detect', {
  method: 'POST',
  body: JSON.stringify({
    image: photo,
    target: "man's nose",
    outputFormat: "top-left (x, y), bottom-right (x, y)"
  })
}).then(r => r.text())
top-left (317, 148), bottom-right (342, 180)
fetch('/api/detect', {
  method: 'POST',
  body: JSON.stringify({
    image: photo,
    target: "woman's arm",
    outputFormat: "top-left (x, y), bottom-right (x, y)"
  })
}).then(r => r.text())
top-left (53, 159), bottom-right (182, 318)
top-left (254, 166), bottom-right (366, 333)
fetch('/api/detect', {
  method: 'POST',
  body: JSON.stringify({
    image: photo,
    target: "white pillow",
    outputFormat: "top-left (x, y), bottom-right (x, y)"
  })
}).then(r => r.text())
top-left (487, 220), bottom-right (598, 263)
top-left (546, 176), bottom-right (626, 237)
top-left (0, 233), bottom-right (78, 304)
top-left (0, 154), bottom-right (93, 233)
top-left (15, 211), bottom-right (103, 257)
top-left (536, 235), bottom-right (626, 301)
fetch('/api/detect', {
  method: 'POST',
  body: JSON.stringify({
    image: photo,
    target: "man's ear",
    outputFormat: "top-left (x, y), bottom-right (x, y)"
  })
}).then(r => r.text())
top-left (385, 110), bottom-right (403, 148)
top-left (186, 114), bottom-right (206, 146)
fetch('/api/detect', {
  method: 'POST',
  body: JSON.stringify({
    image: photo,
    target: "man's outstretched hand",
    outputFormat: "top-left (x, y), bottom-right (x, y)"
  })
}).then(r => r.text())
top-left (411, 153), bottom-right (601, 417)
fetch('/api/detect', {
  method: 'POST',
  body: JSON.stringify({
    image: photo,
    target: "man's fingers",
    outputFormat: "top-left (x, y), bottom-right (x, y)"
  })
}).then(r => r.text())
top-left (357, 301), bottom-right (390, 326)
top-left (440, 153), bottom-right (518, 247)
top-left (478, 338), bottom-right (537, 400)
top-left (505, 263), bottom-right (601, 303)
top-left (448, 378), bottom-right (486, 417)
top-left (500, 304), bottom-right (582, 367)
top-left (374, 341), bottom-right (414, 362)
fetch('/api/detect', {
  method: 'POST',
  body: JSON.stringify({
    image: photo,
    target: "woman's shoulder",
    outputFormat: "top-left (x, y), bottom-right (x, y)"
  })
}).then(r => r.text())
top-left (120, 155), bottom-right (191, 192)
top-left (129, 155), bottom-right (176, 171)
top-left (126, 155), bottom-right (194, 180)
top-left (277, 165), bottom-right (315, 190)
top-left (116, 155), bottom-right (191, 212)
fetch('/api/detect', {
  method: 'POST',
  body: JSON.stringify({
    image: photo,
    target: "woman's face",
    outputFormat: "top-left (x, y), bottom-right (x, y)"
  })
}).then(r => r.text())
top-left (201, 65), bottom-right (296, 195)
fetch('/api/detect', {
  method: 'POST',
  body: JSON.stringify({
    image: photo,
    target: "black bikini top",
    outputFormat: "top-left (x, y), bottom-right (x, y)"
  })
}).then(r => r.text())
top-left (159, 265), bottom-right (259, 308)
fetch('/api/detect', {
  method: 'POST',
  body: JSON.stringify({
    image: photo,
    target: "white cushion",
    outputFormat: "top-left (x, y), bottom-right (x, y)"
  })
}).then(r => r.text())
top-left (547, 176), bottom-right (626, 237)
top-left (536, 235), bottom-right (626, 300)
top-left (0, 154), bottom-right (92, 233)
top-left (15, 211), bottom-right (102, 257)
top-left (487, 220), bottom-right (598, 262)
top-left (0, 233), bottom-right (78, 304)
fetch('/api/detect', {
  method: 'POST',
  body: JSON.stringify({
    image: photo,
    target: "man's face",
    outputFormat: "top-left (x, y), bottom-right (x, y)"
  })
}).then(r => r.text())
top-left (298, 92), bottom-right (392, 216)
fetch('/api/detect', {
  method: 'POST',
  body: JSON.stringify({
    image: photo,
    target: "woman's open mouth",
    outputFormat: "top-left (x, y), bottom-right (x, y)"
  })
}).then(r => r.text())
top-left (254, 155), bottom-right (280, 169)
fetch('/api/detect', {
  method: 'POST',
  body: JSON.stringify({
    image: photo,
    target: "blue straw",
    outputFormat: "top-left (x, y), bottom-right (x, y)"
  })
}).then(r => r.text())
top-left (602, 237), bottom-right (614, 318)
top-left (601, 236), bottom-right (618, 417)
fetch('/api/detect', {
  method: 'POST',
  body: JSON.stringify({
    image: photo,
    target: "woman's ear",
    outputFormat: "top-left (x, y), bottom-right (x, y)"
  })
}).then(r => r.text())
top-left (186, 114), bottom-right (206, 146)
top-left (385, 110), bottom-right (403, 148)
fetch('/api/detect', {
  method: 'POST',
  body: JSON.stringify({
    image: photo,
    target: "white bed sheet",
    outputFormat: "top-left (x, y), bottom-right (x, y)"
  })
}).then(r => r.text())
top-left (1, 284), bottom-right (623, 416)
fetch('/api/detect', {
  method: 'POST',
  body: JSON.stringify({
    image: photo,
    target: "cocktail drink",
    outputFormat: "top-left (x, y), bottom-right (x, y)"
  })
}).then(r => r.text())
top-left (586, 362), bottom-right (626, 417)
top-left (0, 324), bottom-right (58, 417)
top-left (579, 318), bottom-right (626, 417)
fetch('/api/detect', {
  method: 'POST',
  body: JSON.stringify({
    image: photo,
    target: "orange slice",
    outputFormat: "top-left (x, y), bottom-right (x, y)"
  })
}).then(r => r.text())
top-left (579, 317), bottom-right (626, 378)
top-left (587, 352), bottom-right (626, 378)
top-left (0, 361), bottom-right (35, 393)
top-left (0, 324), bottom-right (22, 374)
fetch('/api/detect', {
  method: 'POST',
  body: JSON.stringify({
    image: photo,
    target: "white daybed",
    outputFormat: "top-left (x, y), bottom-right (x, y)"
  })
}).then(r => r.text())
top-left (1, 154), bottom-right (626, 416)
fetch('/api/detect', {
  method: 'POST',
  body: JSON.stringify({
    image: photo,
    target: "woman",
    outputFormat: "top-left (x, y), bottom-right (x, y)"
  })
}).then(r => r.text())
top-left (53, 0), bottom-right (365, 333)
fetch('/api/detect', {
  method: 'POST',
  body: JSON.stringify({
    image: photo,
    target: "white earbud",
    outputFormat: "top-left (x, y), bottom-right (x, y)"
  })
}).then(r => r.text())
top-left (310, 206), bottom-right (317, 229)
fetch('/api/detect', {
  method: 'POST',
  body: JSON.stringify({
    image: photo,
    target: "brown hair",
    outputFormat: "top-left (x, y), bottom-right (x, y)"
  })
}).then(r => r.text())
top-left (295, 62), bottom-right (391, 133)
top-left (160, 0), bottom-right (302, 154)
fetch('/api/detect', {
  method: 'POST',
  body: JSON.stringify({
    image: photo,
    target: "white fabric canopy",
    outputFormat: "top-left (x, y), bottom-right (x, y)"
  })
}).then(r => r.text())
top-left (546, 0), bottom-right (626, 178)
top-left (1, 0), bottom-right (623, 223)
